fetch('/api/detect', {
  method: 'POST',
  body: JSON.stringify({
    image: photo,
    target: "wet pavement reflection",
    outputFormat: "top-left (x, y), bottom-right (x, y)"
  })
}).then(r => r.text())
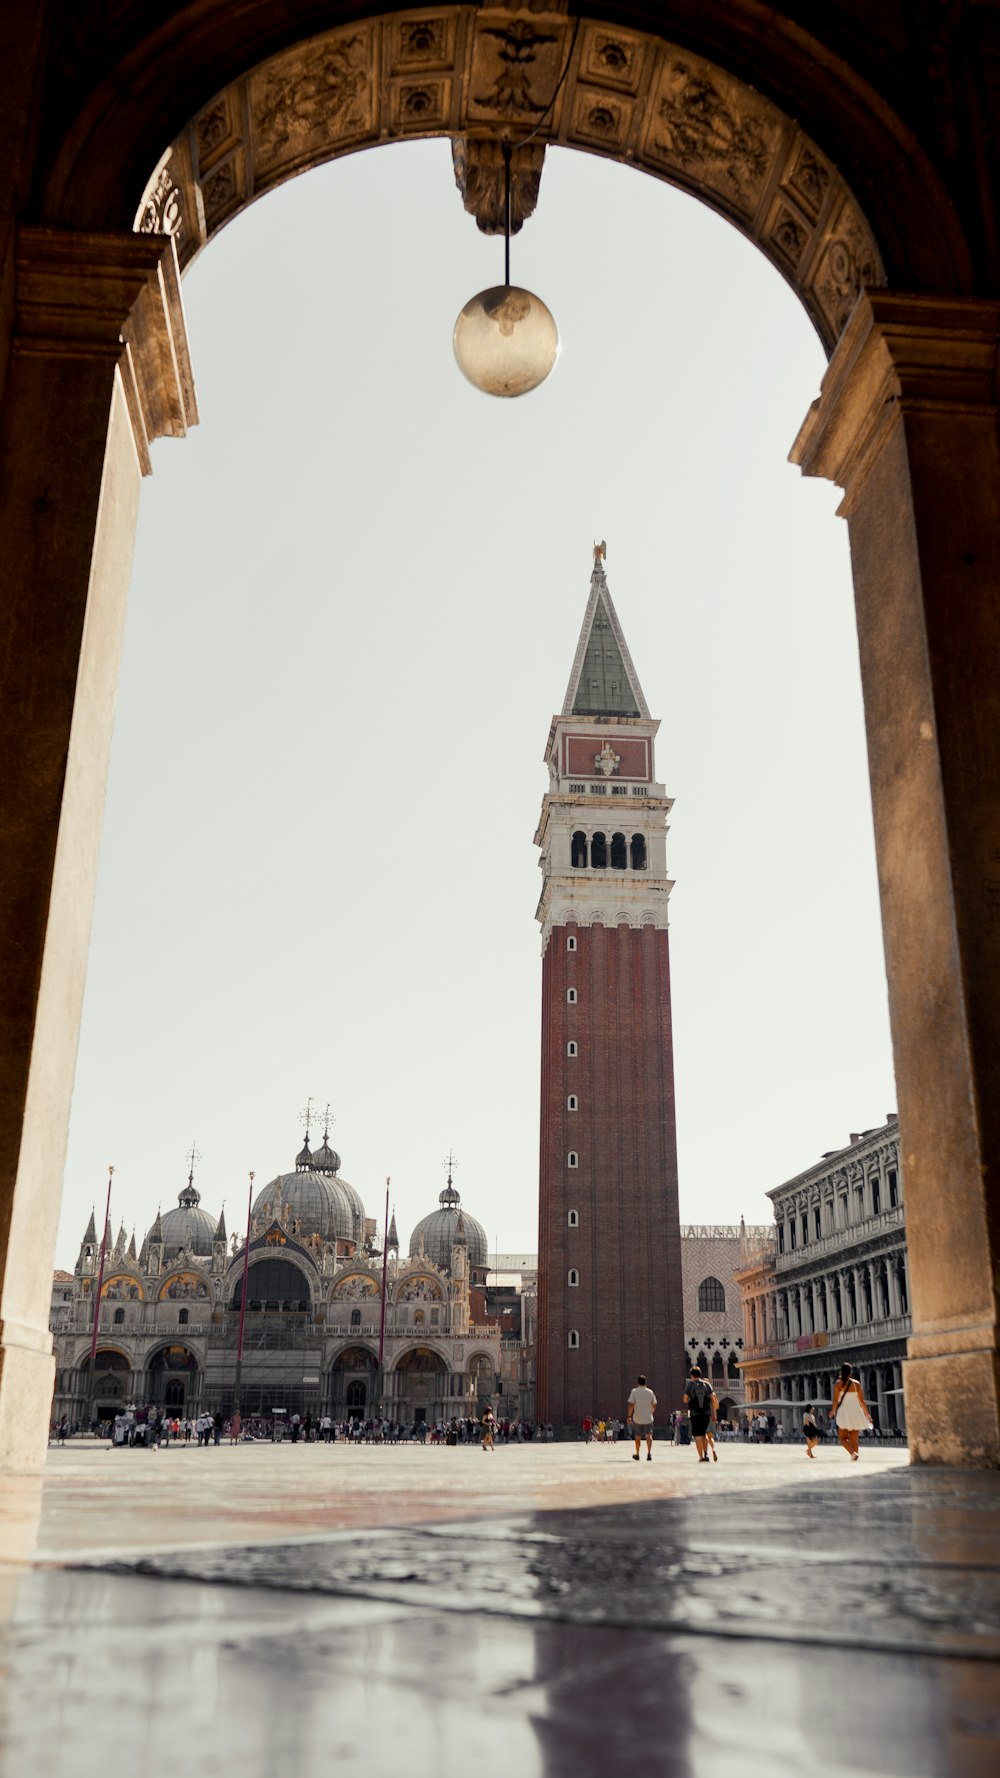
top-left (0, 1455), bottom-right (995, 1775)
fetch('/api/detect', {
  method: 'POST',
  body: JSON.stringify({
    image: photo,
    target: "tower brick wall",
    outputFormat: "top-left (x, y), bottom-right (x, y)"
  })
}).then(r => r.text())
top-left (537, 920), bottom-right (685, 1425)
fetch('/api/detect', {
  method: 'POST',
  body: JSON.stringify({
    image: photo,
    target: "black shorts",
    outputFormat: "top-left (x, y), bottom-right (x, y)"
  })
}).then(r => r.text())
top-left (689, 1414), bottom-right (711, 1436)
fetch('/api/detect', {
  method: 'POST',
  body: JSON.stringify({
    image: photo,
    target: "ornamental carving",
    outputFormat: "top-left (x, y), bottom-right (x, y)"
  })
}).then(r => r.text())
top-left (202, 161), bottom-right (237, 213)
top-left (787, 148), bottom-right (831, 218)
top-left (135, 9), bottom-right (883, 354)
top-left (196, 103), bottom-right (229, 159)
top-left (252, 32), bottom-right (372, 167)
top-left (595, 742), bottom-right (620, 777)
top-left (472, 20), bottom-right (563, 117)
top-left (771, 205), bottom-right (808, 268)
top-left (137, 163), bottom-right (183, 239)
top-left (654, 63), bottom-right (771, 200)
top-left (452, 137), bottom-right (545, 234)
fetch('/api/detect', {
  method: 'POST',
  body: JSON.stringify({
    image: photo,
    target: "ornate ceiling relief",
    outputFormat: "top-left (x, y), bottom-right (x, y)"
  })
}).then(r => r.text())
top-left (131, 7), bottom-right (884, 352)
top-left (250, 29), bottom-right (376, 178)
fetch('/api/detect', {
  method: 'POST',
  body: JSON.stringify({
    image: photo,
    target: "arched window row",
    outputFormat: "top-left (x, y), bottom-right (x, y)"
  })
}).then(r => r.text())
top-left (571, 831), bottom-right (647, 871)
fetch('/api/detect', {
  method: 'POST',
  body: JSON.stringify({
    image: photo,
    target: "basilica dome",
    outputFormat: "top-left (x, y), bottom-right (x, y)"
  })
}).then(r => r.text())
top-left (158, 1184), bottom-right (217, 1259)
top-left (254, 1142), bottom-right (365, 1246)
top-left (409, 1183), bottom-right (489, 1271)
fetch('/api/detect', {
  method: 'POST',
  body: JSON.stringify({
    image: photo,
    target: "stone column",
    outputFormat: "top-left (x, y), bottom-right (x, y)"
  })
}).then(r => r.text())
top-left (0, 228), bottom-right (196, 1477)
top-left (793, 292), bottom-right (1000, 1465)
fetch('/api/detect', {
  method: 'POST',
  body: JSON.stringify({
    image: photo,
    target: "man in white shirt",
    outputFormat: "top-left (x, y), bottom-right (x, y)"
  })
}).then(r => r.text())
top-left (627, 1374), bottom-right (657, 1461)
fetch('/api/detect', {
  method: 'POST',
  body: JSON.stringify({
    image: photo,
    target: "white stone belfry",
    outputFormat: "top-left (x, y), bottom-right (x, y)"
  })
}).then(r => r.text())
top-left (534, 550), bottom-right (674, 951)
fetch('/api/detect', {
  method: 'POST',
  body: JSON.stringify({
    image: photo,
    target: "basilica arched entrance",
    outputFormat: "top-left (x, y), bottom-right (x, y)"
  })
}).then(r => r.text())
top-left (327, 1346), bottom-right (378, 1421)
top-left (76, 1349), bottom-right (132, 1426)
top-left (392, 1346), bottom-right (449, 1426)
top-left (145, 1345), bottom-right (201, 1413)
top-left (1, 5), bottom-right (999, 1470)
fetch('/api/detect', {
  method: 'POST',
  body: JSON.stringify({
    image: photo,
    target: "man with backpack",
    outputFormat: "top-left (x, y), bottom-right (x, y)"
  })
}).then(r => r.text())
top-left (683, 1365), bottom-right (718, 1463)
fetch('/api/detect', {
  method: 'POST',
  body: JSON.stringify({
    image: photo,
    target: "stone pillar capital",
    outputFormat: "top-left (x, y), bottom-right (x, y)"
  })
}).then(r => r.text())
top-left (790, 291), bottom-right (1000, 511)
top-left (15, 226), bottom-right (197, 474)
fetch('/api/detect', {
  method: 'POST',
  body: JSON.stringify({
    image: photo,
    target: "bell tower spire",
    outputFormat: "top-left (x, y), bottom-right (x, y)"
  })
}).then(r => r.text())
top-left (534, 545), bottom-right (684, 1428)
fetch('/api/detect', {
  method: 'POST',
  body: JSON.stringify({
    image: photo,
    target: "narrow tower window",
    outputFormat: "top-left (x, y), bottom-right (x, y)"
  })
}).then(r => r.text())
top-left (571, 831), bottom-right (587, 868)
top-left (610, 831), bottom-right (627, 869)
top-left (567, 1151), bottom-right (578, 1168)
top-left (568, 1330), bottom-right (580, 1349)
top-left (630, 833), bottom-right (647, 870)
top-left (591, 831), bottom-right (607, 868)
top-left (566, 1041), bottom-right (578, 1057)
top-left (567, 1209), bottom-right (579, 1227)
top-left (567, 1095), bottom-right (578, 1111)
top-left (566, 934), bottom-right (577, 951)
top-left (568, 1268), bottom-right (579, 1287)
top-left (566, 988), bottom-right (577, 1004)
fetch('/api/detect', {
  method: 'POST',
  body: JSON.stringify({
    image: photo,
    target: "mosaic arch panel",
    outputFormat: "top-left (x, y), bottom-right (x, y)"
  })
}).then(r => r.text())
top-left (392, 1343), bottom-right (449, 1372)
top-left (100, 1275), bottom-right (145, 1301)
top-left (331, 1273), bottom-right (379, 1301)
top-left (396, 1275), bottom-right (443, 1303)
top-left (135, 9), bottom-right (883, 352)
top-left (158, 1272), bottom-right (210, 1302)
top-left (147, 1344), bottom-right (199, 1374)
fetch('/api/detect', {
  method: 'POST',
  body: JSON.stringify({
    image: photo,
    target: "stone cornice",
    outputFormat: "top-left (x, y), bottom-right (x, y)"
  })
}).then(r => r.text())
top-left (14, 227), bottom-right (197, 475)
top-left (791, 291), bottom-right (1000, 515)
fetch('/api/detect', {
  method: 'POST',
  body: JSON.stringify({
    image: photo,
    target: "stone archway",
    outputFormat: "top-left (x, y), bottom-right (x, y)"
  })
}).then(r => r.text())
top-left (392, 1344), bottom-right (450, 1425)
top-left (76, 1348), bottom-right (132, 1427)
top-left (1, 5), bottom-right (999, 1473)
top-left (327, 1344), bottom-right (378, 1420)
top-left (145, 1344), bottom-right (201, 1412)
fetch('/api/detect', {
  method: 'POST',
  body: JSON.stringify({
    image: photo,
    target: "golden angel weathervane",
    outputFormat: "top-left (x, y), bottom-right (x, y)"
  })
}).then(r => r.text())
top-left (593, 539), bottom-right (606, 564)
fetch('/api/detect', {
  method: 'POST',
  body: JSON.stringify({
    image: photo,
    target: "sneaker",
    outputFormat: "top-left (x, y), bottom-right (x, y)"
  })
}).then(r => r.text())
top-left (646, 1453), bottom-right (652, 1461)
top-left (632, 1453), bottom-right (639, 1462)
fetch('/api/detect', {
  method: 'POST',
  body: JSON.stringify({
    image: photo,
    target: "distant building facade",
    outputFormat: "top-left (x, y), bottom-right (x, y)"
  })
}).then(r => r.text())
top-left (679, 1225), bottom-right (770, 1422)
top-left (735, 1116), bottom-right (908, 1433)
top-left (535, 549), bottom-right (684, 1428)
top-left (50, 1136), bottom-right (501, 1429)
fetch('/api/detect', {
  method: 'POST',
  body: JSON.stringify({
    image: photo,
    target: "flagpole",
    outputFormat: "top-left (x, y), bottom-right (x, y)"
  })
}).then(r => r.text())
top-left (86, 1166), bottom-right (114, 1435)
top-left (377, 1178), bottom-right (390, 1419)
top-left (233, 1171), bottom-right (254, 1418)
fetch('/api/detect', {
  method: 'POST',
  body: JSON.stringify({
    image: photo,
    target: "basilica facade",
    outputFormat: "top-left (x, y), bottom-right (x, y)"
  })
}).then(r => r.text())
top-left (49, 1138), bottom-right (501, 1429)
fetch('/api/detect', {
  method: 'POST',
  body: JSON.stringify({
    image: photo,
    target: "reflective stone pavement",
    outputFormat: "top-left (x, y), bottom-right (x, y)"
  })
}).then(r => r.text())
top-left (0, 1444), bottom-right (997, 1775)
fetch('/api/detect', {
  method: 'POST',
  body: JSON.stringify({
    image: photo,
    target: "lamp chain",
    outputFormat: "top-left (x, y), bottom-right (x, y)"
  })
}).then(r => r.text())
top-left (503, 140), bottom-right (511, 287)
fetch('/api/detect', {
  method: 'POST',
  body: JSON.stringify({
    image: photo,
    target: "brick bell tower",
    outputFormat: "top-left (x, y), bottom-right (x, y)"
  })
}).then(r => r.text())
top-left (535, 545), bottom-right (685, 1429)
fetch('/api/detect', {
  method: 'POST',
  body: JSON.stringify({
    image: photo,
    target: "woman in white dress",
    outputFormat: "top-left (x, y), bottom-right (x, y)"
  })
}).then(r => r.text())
top-left (831, 1363), bottom-right (873, 1460)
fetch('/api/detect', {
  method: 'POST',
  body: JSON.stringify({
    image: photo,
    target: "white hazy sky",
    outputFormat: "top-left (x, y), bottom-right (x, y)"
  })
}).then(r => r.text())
top-left (56, 138), bottom-right (895, 1268)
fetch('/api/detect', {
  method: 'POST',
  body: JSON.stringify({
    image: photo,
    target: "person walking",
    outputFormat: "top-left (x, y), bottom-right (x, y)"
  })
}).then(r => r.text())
top-left (683, 1365), bottom-right (717, 1462)
top-left (627, 1374), bottom-right (656, 1461)
top-left (481, 1408), bottom-right (496, 1452)
top-left (831, 1363), bottom-right (873, 1460)
top-left (803, 1404), bottom-right (820, 1458)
